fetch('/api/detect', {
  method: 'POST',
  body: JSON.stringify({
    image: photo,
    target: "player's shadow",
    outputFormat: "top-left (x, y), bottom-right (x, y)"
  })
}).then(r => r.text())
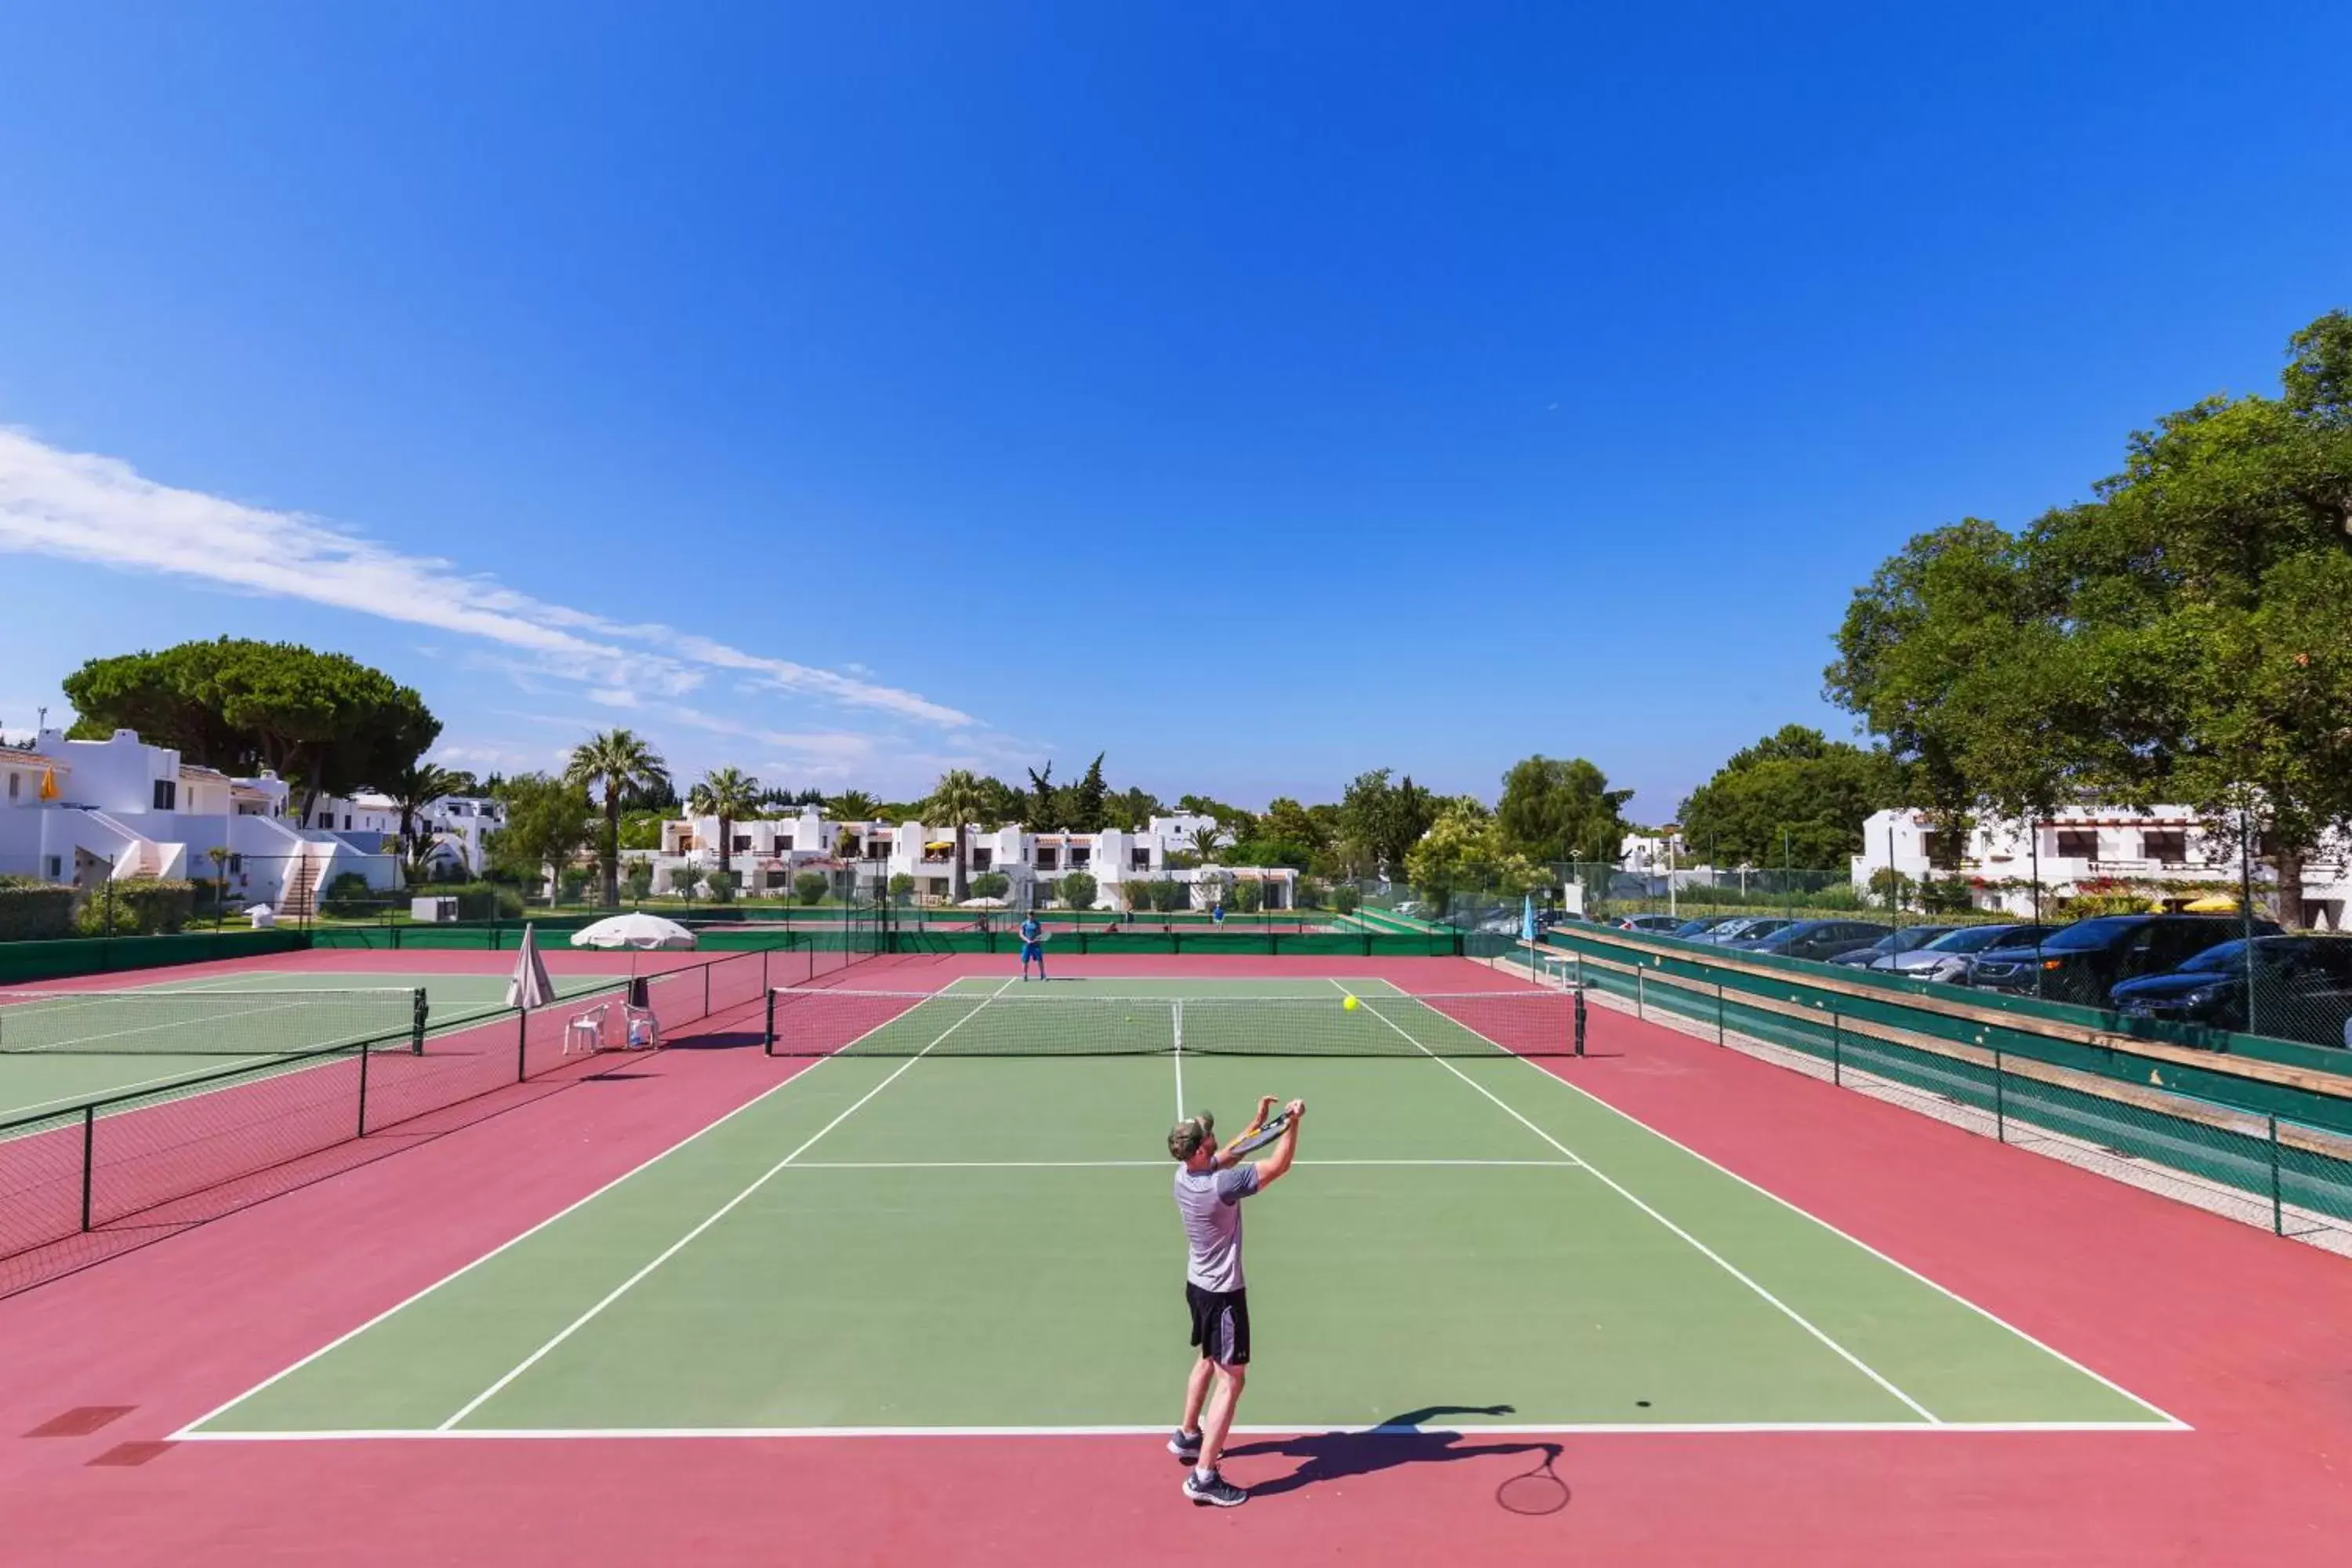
top-left (1219, 1404), bottom-right (1565, 1501)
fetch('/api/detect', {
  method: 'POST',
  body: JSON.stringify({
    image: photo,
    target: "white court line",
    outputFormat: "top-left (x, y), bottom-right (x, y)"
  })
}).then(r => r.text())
top-left (785, 1158), bottom-right (1585, 1169)
top-left (432, 976), bottom-right (1020, 1432)
top-left (1332, 979), bottom-right (1942, 1425)
top-left (1476, 985), bottom-right (2192, 1432)
top-left (173, 1417), bottom-right (2187, 1443)
top-left (169, 978), bottom-right (996, 1441)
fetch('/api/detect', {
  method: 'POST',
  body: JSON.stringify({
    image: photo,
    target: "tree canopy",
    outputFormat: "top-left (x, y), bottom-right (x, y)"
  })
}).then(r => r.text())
top-left (1676, 726), bottom-right (1901, 869)
top-left (61, 637), bottom-right (440, 822)
top-left (1494, 755), bottom-right (1632, 864)
top-left (1828, 310), bottom-right (2352, 918)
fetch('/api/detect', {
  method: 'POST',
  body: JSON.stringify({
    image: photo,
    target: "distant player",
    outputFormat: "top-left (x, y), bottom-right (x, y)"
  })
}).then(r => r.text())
top-left (1167, 1095), bottom-right (1306, 1507)
top-left (1017, 913), bottom-right (1047, 980)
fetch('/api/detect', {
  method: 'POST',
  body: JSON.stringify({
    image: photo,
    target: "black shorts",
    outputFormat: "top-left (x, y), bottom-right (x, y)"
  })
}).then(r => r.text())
top-left (1186, 1283), bottom-right (1250, 1366)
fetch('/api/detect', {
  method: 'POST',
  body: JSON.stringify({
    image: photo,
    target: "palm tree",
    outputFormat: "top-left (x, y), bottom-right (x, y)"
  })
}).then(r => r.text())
top-left (927, 768), bottom-right (991, 904)
top-left (566, 729), bottom-right (670, 906)
top-left (826, 789), bottom-right (882, 821)
top-left (385, 759), bottom-right (462, 875)
top-left (688, 766), bottom-right (761, 882)
top-left (1185, 822), bottom-right (1228, 864)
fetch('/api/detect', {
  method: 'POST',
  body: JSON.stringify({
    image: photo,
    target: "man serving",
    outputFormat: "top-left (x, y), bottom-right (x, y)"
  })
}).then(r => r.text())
top-left (1167, 1094), bottom-right (1305, 1507)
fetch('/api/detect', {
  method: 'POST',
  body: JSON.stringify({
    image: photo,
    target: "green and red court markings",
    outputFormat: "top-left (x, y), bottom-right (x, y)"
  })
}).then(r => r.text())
top-left (174, 976), bottom-right (2180, 1440)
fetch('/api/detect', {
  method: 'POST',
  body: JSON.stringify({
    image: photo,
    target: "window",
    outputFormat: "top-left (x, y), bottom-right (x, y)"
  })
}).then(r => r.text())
top-left (777, 834), bottom-right (793, 852)
top-left (1036, 848), bottom-right (1058, 871)
top-left (45, 855), bottom-right (62, 879)
top-left (1917, 830), bottom-right (1942, 862)
top-left (6, 774), bottom-right (16, 800)
top-left (2056, 829), bottom-right (2098, 858)
top-left (152, 779), bottom-right (176, 811)
top-left (2142, 829), bottom-right (2187, 863)
top-left (733, 834), bottom-right (752, 853)
top-left (1069, 846), bottom-right (1091, 869)
top-left (1131, 849), bottom-right (1150, 870)
top-left (971, 849), bottom-right (993, 871)
top-left (343, 815), bottom-right (353, 831)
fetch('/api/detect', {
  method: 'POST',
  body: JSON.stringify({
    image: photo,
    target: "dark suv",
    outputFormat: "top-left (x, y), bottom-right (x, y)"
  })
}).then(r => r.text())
top-left (1970, 915), bottom-right (2281, 1006)
top-left (2110, 936), bottom-right (2352, 1047)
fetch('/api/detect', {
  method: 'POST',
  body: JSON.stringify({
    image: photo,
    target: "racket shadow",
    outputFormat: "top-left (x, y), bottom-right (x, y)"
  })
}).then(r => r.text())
top-left (1219, 1405), bottom-right (1569, 1507)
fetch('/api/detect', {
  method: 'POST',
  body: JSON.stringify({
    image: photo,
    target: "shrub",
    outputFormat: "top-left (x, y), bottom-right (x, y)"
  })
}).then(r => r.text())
top-left (793, 870), bottom-right (829, 905)
top-left (888, 873), bottom-right (916, 905)
top-left (705, 869), bottom-right (739, 904)
top-left (557, 867), bottom-right (590, 905)
top-left (77, 877), bottom-right (196, 935)
top-left (0, 878), bottom-right (76, 940)
top-left (1058, 872), bottom-right (1098, 911)
top-left (1332, 884), bottom-right (1362, 914)
top-left (429, 881), bottom-right (525, 920)
top-left (1296, 877), bottom-right (1328, 909)
top-left (320, 871), bottom-right (378, 918)
top-left (1123, 880), bottom-right (1155, 912)
top-left (667, 866), bottom-right (701, 898)
top-left (970, 872), bottom-right (1011, 902)
top-left (622, 864), bottom-right (655, 902)
top-left (1150, 879), bottom-right (1190, 913)
top-left (1231, 879), bottom-right (1264, 913)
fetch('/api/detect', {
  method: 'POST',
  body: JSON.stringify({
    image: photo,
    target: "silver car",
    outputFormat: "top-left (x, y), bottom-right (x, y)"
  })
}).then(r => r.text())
top-left (1870, 923), bottom-right (2060, 985)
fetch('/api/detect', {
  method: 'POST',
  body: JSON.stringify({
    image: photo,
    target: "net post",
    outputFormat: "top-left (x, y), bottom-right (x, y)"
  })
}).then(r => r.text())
top-left (357, 1036), bottom-right (372, 1138)
top-left (704, 962), bottom-right (712, 1017)
top-left (79, 1105), bottom-right (95, 1232)
top-left (1573, 987), bottom-right (1586, 1057)
top-left (411, 987), bottom-right (427, 1055)
top-left (2270, 1113), bottom-right (2282, 1235)
top-left (516, 1007), bottom-right (529, 1083)
top-left (764, 988), bottom-right (778, 1056)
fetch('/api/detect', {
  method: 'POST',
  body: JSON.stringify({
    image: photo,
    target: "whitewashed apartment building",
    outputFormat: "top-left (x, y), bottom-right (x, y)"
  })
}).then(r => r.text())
top-left (644, 809), bottom-right (1298, 910)
top-left (0, 728), bottom-right (402, 915)
top-left (1851, 806), bottom-right (2352, 929)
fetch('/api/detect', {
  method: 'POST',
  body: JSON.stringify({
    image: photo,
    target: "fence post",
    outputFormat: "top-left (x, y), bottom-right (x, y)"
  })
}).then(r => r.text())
top-left (1831, 1008), bottom-right (1842, 1085)
top-left (2270, 1113), bottom-right (2283, 1235)
top-left (705, 962), bottom-right (712, 1019)
top-left (80, 1105), bottom-right (96, 1232)
top-left (357, 1038), bottom-right (372, 1137)
top-left (1716, 982), bottom-right (1726, 1046)
top-left (1994, 1044), bottom-right (2005, 1142)
top-left (1635, 969), bottom-right (1646, 1021)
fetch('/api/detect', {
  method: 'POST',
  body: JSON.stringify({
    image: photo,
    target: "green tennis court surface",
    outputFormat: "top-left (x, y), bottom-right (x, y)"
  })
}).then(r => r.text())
top-left (0, 971), bottom-right (612, 1125)
top-left (180, 976), bottom-right (2178, 1439)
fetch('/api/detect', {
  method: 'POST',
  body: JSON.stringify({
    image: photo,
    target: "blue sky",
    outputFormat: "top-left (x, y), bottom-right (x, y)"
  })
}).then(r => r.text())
top-left (2, 2), bottom-right (2347, 821)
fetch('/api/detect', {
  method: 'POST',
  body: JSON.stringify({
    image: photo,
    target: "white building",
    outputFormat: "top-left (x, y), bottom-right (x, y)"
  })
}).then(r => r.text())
top-left (0, 728), bottom-right (403, 917)
top-left (295, 789), bottom-right (503, 877)
top-left (1850, 806), bottom-right (2352, 928)
top-left (641, 809), bottom-right (1295, 911)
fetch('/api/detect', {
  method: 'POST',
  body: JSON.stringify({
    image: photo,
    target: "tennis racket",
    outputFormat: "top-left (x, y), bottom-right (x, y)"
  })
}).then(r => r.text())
top-left (1225, 1108), bottom-right (1292, 1159)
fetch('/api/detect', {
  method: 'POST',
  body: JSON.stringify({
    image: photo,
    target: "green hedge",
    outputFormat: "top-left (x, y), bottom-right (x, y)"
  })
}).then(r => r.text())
top-left (0, 880), bottom-right (77, 941)
top-left (74, 877), bottom-right (196, 935)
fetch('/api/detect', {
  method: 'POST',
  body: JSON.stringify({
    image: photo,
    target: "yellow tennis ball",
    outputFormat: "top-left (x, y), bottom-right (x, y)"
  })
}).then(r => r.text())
top-left (1342, 995), bottom-right (1359, 1011)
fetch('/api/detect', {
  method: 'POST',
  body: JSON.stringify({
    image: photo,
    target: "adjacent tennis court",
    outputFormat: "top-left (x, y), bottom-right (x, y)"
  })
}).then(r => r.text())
top-left (0, 969), bottom-right (614, 1123)
top-left (177, 975), bottom-right (2175, 1439)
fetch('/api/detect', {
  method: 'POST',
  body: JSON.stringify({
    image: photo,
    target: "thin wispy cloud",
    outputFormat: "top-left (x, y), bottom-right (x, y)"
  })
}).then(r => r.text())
top-left (0, 427), bottom-right (975, 729)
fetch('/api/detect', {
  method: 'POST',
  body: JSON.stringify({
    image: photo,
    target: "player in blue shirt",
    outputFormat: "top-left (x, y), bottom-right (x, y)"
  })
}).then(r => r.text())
top-left (1018, 913), bottom-right (1047, 981)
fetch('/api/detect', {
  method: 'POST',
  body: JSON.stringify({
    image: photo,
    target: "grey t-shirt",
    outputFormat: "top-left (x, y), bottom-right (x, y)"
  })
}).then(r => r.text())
top-left (1173, 1162), bottom-right (1261, 1292)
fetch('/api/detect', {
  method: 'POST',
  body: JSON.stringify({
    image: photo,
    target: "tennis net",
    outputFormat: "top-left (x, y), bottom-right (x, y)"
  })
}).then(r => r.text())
top-left (0, 987), bottom-right (426, 1057)
top-left (763, 988), bottom-right (1578, 1058)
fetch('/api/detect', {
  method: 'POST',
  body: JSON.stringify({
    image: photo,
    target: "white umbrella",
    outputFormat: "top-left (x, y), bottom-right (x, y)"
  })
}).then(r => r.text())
top-left (569, 912), bottom-right (699, 950)
top-left (957, 895), bottom-right (1010, 909)
top-left (506, 921), bottom-right (555, 1008)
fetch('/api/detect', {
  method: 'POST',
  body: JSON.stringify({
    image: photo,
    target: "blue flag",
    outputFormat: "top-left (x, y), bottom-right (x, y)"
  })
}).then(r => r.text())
top-left (1522, 894), bottom-right (1538, 943)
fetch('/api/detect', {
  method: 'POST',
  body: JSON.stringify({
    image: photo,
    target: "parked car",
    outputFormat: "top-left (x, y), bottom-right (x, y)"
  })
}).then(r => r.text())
top-left (2109, 936), bottom-right (2352, 1046)
top-left (1830, 924), bottom-right (1960, 968)
top-left (1970, 915), bottom-right (2281, 1005)
top-left (1871, 923), bottom-right (2063, 985)
top-left (1668, 915), bottom-right (1744, 941)
top-left (1735, 919), bottom-right (1892, 962)
top-left (1614, 913), bottom-right (1686, 936)
top-left (1695, 916), bottom-right (1795, 946)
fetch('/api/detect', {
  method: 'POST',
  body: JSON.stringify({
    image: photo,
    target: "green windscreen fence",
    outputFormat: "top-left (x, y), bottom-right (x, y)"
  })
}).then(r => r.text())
top-left (0, 929), bottom-right (312, 987)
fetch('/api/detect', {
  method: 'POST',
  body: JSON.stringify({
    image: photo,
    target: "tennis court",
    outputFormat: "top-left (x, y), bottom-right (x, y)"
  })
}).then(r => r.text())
top-left (0, 969), bottom-right (615, 1123)
top-left (176, 974), bottom-right (2174, 1439)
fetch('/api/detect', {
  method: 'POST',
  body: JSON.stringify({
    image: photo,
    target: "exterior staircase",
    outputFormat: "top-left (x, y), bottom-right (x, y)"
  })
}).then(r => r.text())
top-left (278, 845), bottom-right (324, 921)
